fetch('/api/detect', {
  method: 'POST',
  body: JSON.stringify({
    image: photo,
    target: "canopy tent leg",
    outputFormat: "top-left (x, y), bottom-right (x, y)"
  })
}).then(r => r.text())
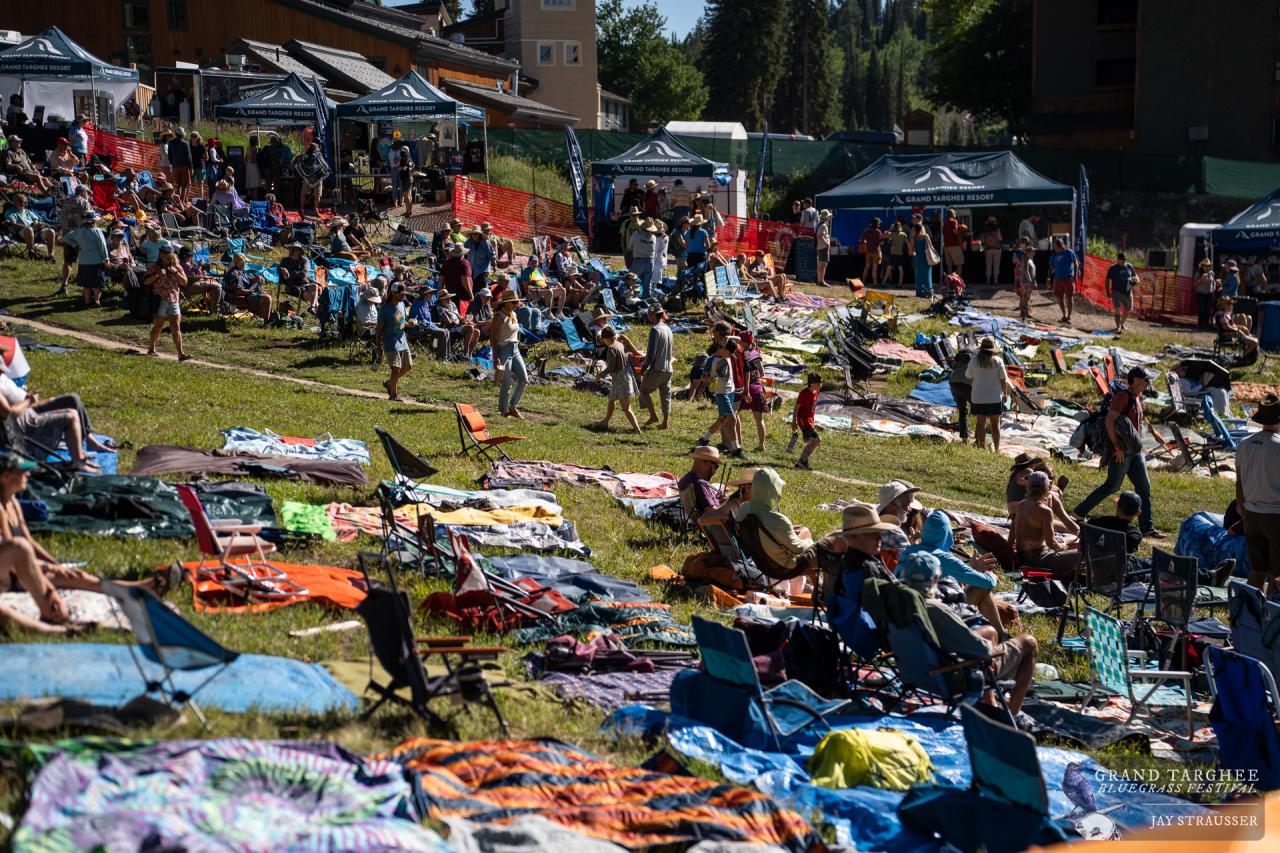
top-left (483, 116), bottom-right (489, 185)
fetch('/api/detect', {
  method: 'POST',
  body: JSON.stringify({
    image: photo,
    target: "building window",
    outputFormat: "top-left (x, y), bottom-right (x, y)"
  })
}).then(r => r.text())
top-left (125, 35), bottom-right (153, 71)
top-left (367, 56), bottom-right (387, 71)
top-left (122, 0), bottom-right (150, 29)
top-left (542, 0), bottom-right (575, 9)
top-left (1096, 0), bottom-right (1138, 27)
top-left (1095, 57), bottom-right (1136, 89)
top-left (537, 42), bottom-right (555, 66)
top-left (167, 0), bottom-right (189, 30)
top-left (563, 42), bottom-right (580, 66)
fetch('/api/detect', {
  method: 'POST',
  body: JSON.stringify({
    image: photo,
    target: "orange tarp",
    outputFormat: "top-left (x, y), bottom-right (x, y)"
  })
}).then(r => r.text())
top-left (181, 558), bottom-right (368, 613)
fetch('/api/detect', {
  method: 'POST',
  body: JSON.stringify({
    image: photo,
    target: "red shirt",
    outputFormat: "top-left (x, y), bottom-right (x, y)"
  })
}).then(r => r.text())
top-left (441, 256), bottom-right (473, 299)
top-left (1109, 390), bottom-right (1143, 429)
top-left (644, 189), bottom-right (660, 216)
top-left (943, 217), bottom-right (960, 247)
top-left (795, 387), bottom-right (818, 429)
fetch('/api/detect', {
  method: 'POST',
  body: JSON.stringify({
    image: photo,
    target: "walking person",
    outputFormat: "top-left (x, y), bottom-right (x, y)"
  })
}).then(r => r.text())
top-left (1237, 395), bottom-right (1280, 594)
top-left (942, 208), bottom-right (964, 276)
top-left (651, 221), bottom-right (670, 291)
top-left (597, 326), bottom-right (642, 434)
top-left (144, 243), bottom-right (190, 360)
top-left (949, 342), bottom-right (975, 444)
top-left (981, 217), bottom-right (1003, 284)
top-left (375, 282), bottom-right (413, 401)
top-left (1048, 237), bottom-right (1080, 323)
top-left (816, 209), bottom-right (833, 284)
top-left (740, 331), bottom-right (768, 452)
top-left (1072, 367), bottom-right (1163, 538)
top-left (910, 222), bottom-right (937, 298)
top-left (697, 337), bottom-right (741, 457)
top-left (1015, 237), bottom-right (1037, 319)
top-left (860, 217), bottom-right (884, 286)
top-left (1106, 252), bottom-right (1137, 334)
top-left (1194, 258), bottom-right (1216, 329)
top-left (62, 211), bottom-right (109, 308)
top-left (494, 291), bottom-right (528, 418)
top-left (965, 337), bottom-right (1009, 452)
top-left (792, 372), bottom-right (822, 470)
top-left (639, 303), bottom-right (674, 430)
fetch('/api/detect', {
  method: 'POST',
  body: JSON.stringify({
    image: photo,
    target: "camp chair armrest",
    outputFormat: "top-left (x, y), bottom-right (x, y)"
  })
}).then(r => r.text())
top-left (418, 636), bottom-right (474, 646)
top-left (1020, 570), bottom-right (1054, 578)
top-left (419, 645), bottom-right (506, 657)
top-left (1130, 670), bottom-right (1192, 680)
top-left (766, 696), bottom-right (828, 724)
top-left (209, 520), bottom-right (264, 534)
top-left (928, 654), bottom-right (996, 677)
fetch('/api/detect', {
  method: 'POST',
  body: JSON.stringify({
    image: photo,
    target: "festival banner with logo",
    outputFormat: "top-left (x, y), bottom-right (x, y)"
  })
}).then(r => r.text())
top-left (565, 125), bottom-right (589, 233)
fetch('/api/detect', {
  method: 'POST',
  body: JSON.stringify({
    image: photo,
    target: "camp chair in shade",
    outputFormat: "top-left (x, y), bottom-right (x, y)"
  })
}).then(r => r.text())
top-left (898, 704), bottom-right (1071, 853)
top-left (1149, 546), bottom-right (1229, 668)
top-left (375, 425), bottom-right (439, 483)
top-left (102, 580), bottom-right (239, 728)
top-left (354, 552), bottom-right (509, 735)
top-left (1082, 607), bottom-right (1194, 733)
top-left (558, 316), bottom-right (597, 355)
top-left (1078, 522), bottom-right (1150, 609)
top-left (454, 403), bottom-right (525, 464)
top-left (1204, 646), bottom-right (1280, 791)
top-left (698, 517), bottom-right (768, 589)
top-left (691, 615), bottom-right (848, 749)
top-left (176, 484), bottom-right (306, 603)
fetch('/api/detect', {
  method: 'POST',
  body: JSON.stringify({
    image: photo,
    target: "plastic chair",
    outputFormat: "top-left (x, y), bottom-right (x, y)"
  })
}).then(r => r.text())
top-left (691, 615), bottom-right (848, 749)
top-left (103, 579), bottom-right (239, 728)
top-left (454, 403), bottom-right (525, 463)
top-left (1082, 607), bottom-right (1194, 733)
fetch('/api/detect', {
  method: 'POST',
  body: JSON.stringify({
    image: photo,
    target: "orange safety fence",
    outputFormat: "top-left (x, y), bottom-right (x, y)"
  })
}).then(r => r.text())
top-left (452, 175), bottom-right (579, 242)
top-left (1078, 253), bottom-right (1195, 324)
top-left (85, 128), bottom-right (164, 175)
top-left (713, 217), bottom-right (812, 267)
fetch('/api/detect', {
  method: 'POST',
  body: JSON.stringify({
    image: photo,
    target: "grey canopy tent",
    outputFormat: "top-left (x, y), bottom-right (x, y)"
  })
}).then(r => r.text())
top-left (0, 26), bottom-right (138, 128)
top-left (816, 151), bottom-right (1074, 209)
top-left (213, 73), bottom-right (335, 124)
top-left (593, 126), bottom-right (728, 178)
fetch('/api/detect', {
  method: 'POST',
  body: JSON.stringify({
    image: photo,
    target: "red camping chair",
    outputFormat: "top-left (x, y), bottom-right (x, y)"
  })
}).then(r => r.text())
top-left (176, 485), bottom-right (306, 603)
top-left (455, 403), bottom-right (525, 463)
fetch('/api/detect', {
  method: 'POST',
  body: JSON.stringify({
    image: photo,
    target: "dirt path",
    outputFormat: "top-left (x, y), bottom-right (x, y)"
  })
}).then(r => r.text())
top-left (5, 316), bottom-right (449, 411)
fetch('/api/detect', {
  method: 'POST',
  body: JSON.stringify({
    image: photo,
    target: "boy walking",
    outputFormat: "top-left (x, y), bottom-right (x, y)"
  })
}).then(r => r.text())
top-left (793, 373), bottom-right (822, 469)
top-left (698, 338), bottom-right (742, 458)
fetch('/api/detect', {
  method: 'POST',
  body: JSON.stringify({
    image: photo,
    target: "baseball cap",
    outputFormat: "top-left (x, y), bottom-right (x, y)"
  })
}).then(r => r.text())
top-left (1027, 470), bottom-right (1051, 489)
top-left (1127, 366), bottom-right (1153, 383)
top-left (896, 551), bottom-right (941, 590)
top-left (0, 455), bottom-right (37, 473)
top-left (1116, 491), bottom-right (1142, 515)
top-left (388, 282), bottom-right (406, 294)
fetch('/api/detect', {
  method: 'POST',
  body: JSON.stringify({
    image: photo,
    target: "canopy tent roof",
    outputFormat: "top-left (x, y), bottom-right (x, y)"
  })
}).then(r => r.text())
top-left (1212, 187), bottom-right (1280, 249)
top-left (0, 25), bottom-right (138, 82)
top-left (593, 126), bottom-right (728, 178)
top-left (213, 73), bottom-right (334, 123)
top-left (334, 69), bottom-right (483, 121)
top-left (816, 151), bottom-right (1074, 209)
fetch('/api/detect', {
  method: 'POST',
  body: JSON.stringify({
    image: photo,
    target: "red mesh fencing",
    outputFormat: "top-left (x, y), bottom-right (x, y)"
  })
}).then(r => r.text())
top-left (452, 176), bottom-right (580, 241)
top-left (86, 128), bottom-right (165, 175)
top-left (1078, 253), bottom-right (1195, 323)
top-left (713, 217), bottom-right (811, 266)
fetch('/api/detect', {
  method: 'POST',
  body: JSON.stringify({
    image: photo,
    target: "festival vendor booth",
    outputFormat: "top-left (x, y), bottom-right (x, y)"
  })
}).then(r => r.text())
top-left (591, 127), bottom-right (731, 253)
top-left (1210, 188), bottom-right (1280, 336)
top-left (0, 26), bottom-right (139, 135)
top-left (333, 70), bottom-right (486, 204)
top-left (815, 151), bottom-right (1075, 285)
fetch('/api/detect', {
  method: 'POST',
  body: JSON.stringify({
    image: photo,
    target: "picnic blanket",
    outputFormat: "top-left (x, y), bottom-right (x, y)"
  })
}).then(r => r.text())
top-left (610, 707), bottom-right (1214, 851)
top-left (486, 554), bottom-right (652, 603)
top-left (0, 644), bottom-right (358, 714)
top-left (14, 739), bottom-right (444, 852)
top-left (281, 501), bottom-right (337, 541)
top-left (132, 445), bottom-right (368, 486)
top-left (0, 590), bottom-right (128, 631)
top-left (514, 602), bottom-right (695, 647)
top-left (536, 669), bottom-right (684, 711)
top-left (872, 339), bottom-right (937, 366)
top-left (483, 460), bottom-right (679, 499)
top-left (181, 558), bottom-right (368, 613)
top-left (220, 426), bottom-right (372, 465)
top-left (377, 737), bottom-right (821, 852)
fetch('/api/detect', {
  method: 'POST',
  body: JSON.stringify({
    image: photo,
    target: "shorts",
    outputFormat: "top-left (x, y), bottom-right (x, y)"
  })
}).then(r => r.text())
top-left (817, 247), bottom-right (830, 262)
top-left (687, 252), bottom-right (707, 266)
top-left (1053, 278), bottom-right (1076, 298)
top-left (740, 386), bottom-right (767, 413)
top-left (170, 166), bottom-right (192, 188)
top-left (193, 167), bottom-right (206, 183)
top-left (155, 300), bottom-right (181, 318)
top-left (714, 393), bottom-right (735, 417)
top-left (890, 254), bottom-right (907, 268)
top-left (1243, 510), bottom-right (1280, 577)
top-left (944, 246), bottom-right (964, 266)
top-left (62, 244), bottom-right (79, 265)
top-left (863, 250), bottom-right (881, 263)
top-left (971, 401), bottom-right (1002, 416)
top-left (800, 425), bottom-right (819, 441)
top-left (76, 263), bottom-right (106, 289)
top-left (993, 638), bottom-right (1025, 680)
top-left (1111, 290), bottom-right (1133, 311)
top-left (388, 348), bottom-right (412, 369)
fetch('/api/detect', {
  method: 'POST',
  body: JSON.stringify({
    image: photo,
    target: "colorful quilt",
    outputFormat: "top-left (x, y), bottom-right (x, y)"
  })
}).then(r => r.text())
top-left (15, 739), bottom-right (447, 852)
top-left (378, 737), bottom-right (820, 852)
top-left (182, 558), bottom-right (368, 613)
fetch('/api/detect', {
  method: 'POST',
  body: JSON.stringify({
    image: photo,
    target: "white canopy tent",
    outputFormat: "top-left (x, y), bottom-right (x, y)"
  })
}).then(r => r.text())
top-left (0, 27), bottom-right (138, 129)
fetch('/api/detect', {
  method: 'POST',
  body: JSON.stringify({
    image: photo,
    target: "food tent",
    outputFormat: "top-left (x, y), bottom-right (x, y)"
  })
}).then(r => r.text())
top-left (592, 126), bottom-right (728, 178)
top-left (213, 73), bottom-right (335, 124)
top-left (816, 151), bottom-right (1074, 209)
top-left (0, 26), bottom-right (139, 128)
top-left (334, 69), bottom-right (484, 122)
top-left (1211, 187), bottom-right (1280, 252)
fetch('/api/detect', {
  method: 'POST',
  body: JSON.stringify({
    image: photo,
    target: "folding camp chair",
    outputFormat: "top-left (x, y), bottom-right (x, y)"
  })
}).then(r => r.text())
top-left (161, 211), bottom-right (207, 240)
top-left (455, 403), bottom-right (525, 464)
top-left (1227, 580), bottom-right (1280, 683)
top-left (1082, 607), bottom-right (1194, 732)
top-left (558, 316), bottom-right (597, 356)
top-left (898, 704), bottom-right (1071, 853)
top-left (698, 517), bottom-right (769, 589)
top-left (375, 425), bottom-right (439, 484)
top-left (1148, 546), bottom-right (1229, 668)
top-left (176, 484), bottom-right (306, 603)
top-left (440, 528), bottom-right (569, 630)
top-left (354, 552), bottom-right (509, 734)
top-left (691, 615), bottom-right (848, 749)
top-left (103, 580), bottom-right (239, 728)
top-left (1204, 645), bottom-right (1280, 791)
top-left (1078, 522), bottom-right (1150, 610)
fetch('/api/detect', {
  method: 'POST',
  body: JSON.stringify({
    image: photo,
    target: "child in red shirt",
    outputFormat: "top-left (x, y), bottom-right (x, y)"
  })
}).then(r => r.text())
top-left (792, 372), bottom-right (822, 470)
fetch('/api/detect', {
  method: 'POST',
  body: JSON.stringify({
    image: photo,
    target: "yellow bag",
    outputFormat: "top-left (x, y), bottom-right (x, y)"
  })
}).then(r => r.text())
top-left (808, 728), bottom-right (933, 791)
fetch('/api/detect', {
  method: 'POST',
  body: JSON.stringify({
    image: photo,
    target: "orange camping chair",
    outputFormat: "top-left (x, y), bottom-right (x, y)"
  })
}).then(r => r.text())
top-left (176, 485), bottom-right (305, 602)
top-left (455, 403), bottom-right (525, 464)
top-left (1089, 366), bottom-right (1111, 396)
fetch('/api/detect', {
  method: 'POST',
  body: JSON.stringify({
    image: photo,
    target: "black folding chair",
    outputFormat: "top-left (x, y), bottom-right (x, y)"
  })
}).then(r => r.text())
top-left (1149, 546), bottom-right (1230, 669)
top-left (1075, 522), bottom-right (1150, 618)
top-left (375, 425), bottom-right (439, 483)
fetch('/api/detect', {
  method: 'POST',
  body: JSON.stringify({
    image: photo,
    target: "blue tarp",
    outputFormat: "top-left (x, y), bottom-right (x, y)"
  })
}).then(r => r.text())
top-left (608, 706), bottom-right (1213, 851)
top-left (1177, 511), bottom-right (1250, 578)
top-left (485, 554), bottom-right (652, 603)
top-left (909, 381), bottom-right (957, 408)
top-left (0, 644), bottom-right (359, 714)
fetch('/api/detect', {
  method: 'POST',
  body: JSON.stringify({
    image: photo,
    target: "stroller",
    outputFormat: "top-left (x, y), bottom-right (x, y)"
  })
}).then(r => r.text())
top-left (928, 271), bottom-right (970, 316)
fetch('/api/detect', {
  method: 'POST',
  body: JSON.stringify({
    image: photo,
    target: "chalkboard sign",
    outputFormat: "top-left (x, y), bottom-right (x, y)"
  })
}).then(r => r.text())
top-left (793, 237), bottom-right (817, 283)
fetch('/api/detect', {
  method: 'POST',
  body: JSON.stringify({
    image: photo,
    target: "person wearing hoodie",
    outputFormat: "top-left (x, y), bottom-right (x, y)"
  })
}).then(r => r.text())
top-left (733, 467), bottom-right (815, 580)
top-left (901, 511), bottom-right (1004, 634)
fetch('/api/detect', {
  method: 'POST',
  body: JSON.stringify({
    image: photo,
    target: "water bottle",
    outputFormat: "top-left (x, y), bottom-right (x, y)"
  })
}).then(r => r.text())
top-left (786, 431), bottom-right (800, 453)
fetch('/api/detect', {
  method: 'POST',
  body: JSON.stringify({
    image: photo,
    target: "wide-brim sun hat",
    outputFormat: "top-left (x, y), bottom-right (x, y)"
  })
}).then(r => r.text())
top-left (841, 503), bottom-right (899, 535)
top-left (877, 479), bottom-right (922, 514)
top-left (1252, 394), bottom-right (1280, 426)
top-left (690, 446), bottom-right (722, 464)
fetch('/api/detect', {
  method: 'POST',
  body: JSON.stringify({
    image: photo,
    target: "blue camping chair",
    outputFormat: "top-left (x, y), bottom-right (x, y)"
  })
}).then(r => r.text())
top-left (687, 615), bottom-right (848, 749)
top-left (559, 316), bottom-right (596, 355)
top-left (103, 579), bottom-right (239, 728)
top-left (1205, 646), bottom-right (1280, 791)
top-left (249, 200), bottom-right (283, 237)
top-left (898, 704), bottom-right (1072, 853)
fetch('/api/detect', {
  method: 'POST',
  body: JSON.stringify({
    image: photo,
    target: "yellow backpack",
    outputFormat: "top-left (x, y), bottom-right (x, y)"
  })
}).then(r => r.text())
top-left (808, 727), bottom-right (934, 791)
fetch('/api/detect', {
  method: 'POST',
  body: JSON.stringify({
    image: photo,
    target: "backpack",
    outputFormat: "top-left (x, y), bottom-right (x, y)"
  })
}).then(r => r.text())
top-left (1073, 390), bottom-right (1118, 453)
top-left (680, 551), bottom-right (750, 592)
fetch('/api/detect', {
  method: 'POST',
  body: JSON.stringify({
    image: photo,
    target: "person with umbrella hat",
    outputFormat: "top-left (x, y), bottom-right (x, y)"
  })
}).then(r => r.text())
top-left (493, 291), bottom-right (528, 418)
top-left (1238, 395), bottom-right (1280, 593)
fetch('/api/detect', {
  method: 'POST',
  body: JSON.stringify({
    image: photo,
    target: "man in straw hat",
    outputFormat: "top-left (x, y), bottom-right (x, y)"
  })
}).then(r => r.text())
top-left (896, 551), bottom-right (1039, 716)
top-left (432, 288), bottom-right (480, 360)
top-left (686, 214), bottom-right (710, 267)
top-left (702, 467), bottom-right (760, 524)
top-left (629, 218), bottom-right (658, 296)
top-left (678, 445), bottom-right (724, 521)
top-left (620, 204), bottom-right (643, 267)
top-left (1238, 394), bottom-right (1280, 593)
top-left (441, 242), bottom-right (473, 302)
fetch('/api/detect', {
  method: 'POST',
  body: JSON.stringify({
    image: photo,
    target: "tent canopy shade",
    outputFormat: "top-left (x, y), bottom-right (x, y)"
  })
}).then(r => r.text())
top-left (213, 73), bottom-right (335, 124)
top-left (0, 26), bottom-right (138, 82)
top-left (815, 151), bottom-right (1074, 209)
top-left (333, 69), bottom-right (483, 121)
top-left (593, 126), bottom-right (728, 178)
top-left (1212, 187), bottom-right (1280, 250)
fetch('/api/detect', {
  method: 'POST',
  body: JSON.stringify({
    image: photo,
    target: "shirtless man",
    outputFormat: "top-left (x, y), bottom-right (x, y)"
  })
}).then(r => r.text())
top-left (1007, 456), bottom-right (1079, 536)
top-left (1009, 470), bottom-right (1079, 578)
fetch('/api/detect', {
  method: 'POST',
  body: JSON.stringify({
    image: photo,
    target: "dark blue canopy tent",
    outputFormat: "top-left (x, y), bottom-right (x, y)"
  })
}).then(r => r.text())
top-left (213, 73), bottom-right (335, 124)
top-left (816, 151), bottom-right (1074, 209)
top-left (1212, 188), bottom-right (1280, 252)
top-left (0, 26), bottom-right (139, 129)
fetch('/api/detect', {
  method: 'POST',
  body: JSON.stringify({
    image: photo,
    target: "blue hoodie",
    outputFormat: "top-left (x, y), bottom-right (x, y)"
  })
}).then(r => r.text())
top-left (899, 511), bottom-right (997, 590)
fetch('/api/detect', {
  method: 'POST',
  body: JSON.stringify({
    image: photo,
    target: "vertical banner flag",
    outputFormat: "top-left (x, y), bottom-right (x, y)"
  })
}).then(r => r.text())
top-left (1075, 164), bottom-right (1089, 266)
top-left (311, 76), bottom-right (334, 179)
top-left (753, 122), bottom-right (768, 218)
top-left (565, 125), bottom-right (589, 233)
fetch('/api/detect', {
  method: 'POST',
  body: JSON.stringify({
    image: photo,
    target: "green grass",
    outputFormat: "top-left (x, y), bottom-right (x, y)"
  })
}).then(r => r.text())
top-left (0, 253), bottom-right (1254, 833)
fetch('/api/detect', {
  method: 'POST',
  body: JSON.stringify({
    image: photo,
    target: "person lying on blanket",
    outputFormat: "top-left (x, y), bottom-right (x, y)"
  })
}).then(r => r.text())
top-left (898, 551), bottom-right (1039, 716)
top-left (0, 455), bottom-right (175, 630)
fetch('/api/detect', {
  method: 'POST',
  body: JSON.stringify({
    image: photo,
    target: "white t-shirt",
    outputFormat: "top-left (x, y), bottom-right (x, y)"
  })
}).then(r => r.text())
top-left (1238, 430), bottom-right (1280, 514)
top-left (0, 374), bottom-right (26, 406)
top-left (965, 355), bottom-right (1008, 406)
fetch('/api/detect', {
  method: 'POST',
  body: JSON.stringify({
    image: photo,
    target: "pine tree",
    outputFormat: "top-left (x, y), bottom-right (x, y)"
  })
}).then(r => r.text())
top-left (895, 42), bottom-right (907, 124)
top-left (441, 0), bottom-right (463, 22)
top-left (842, 50), bottom-right (862, 129)
top-left (700, 0), bottom-right (788, 128)
top-left (879, 51), bottom-right (893, 129)
top-left (771, 0), bottom-right (837, 135)
top-left (864, 45), bottom-right (883, 130)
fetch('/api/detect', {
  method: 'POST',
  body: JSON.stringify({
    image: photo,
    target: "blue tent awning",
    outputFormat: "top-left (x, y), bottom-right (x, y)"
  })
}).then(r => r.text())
top-left (334, 69), bottom-right (483, 121)
top-left (816, 151), bottom-right (1074, 209)
top-left (1212, 188), bottom-right (1280, 249)
top-left (213, 73), bottom-right (335, 124)
top-left (0, 26), bottom-right (137, 82)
